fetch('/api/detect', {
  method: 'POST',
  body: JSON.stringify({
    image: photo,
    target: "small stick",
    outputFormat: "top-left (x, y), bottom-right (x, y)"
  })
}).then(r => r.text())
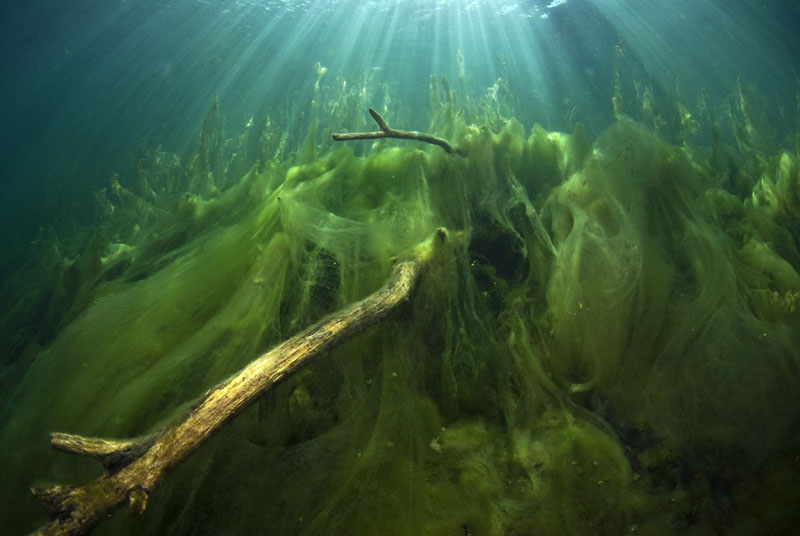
top-left (333, 108), bottom-right (466, 156)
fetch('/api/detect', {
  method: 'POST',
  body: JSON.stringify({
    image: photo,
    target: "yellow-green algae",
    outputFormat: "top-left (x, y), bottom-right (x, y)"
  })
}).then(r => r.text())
top-left (1, 76), bottom-right (800, 535)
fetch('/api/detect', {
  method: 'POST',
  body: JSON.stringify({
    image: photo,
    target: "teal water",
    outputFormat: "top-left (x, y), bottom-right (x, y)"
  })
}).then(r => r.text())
top-left (2, 0), bottom-right (796, 259)
top-left (2, 1), bottom-right (800, 534)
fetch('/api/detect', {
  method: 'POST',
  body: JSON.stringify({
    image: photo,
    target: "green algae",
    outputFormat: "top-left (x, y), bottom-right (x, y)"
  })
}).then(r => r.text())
top-left (1, 73), bottom-right (800, 535)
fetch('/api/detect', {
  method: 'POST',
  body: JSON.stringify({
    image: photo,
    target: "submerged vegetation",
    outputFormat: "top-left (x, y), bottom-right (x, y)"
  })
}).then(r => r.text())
top-left (1, 61), bottom-right (800, 534)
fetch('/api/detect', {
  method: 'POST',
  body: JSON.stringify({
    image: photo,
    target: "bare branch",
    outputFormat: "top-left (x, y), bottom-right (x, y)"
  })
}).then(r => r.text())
top-left (332, 107), bottom-right (467, 156)
top-left (50, 433), bottom-right (157, 472)
top-left (31, 228), bottom-right (453, 536)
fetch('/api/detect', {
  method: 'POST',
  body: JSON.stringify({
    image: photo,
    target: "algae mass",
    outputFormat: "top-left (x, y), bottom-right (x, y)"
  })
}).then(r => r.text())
top-left (1, 67), bottom-right (800, 534)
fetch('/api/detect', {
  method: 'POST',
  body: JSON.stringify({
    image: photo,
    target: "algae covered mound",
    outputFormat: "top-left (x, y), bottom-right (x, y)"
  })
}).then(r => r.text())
top-left (1, 77), bottom-right (800, 534)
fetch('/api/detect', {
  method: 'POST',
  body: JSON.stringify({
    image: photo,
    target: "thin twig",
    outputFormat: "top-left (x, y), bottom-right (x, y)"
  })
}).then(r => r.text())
top-left (333, 108), bottom-right (466, 156)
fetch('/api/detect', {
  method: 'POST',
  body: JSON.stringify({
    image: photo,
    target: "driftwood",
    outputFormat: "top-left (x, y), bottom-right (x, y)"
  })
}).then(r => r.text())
top-left (31, 228), bottom-right (452, 536)
top-left (332, 108), bottom-right (467, 156)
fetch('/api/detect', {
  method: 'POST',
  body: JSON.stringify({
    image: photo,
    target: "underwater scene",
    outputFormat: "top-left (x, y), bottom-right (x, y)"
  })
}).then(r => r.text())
top-left (2, 0), bottom-right (800, 534)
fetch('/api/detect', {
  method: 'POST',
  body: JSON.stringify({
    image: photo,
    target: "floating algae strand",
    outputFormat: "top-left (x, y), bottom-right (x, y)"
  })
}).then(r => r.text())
top-left (1, 70), bottom-right (800, 535)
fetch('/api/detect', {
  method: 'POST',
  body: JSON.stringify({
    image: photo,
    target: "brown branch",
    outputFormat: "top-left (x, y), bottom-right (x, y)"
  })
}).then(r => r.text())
top-left (332, 107), bottom-right (467, 156)
top-left (50, 433), bottom-right (157, 473)
top-left (31, 228), bottom-right (453, 536)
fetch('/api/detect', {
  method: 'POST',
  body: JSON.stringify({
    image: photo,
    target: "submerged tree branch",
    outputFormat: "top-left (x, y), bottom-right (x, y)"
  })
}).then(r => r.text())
top-left (31, 228), bottom-right (453, 536)
top-left (332, 107), bottom-right (467, 156)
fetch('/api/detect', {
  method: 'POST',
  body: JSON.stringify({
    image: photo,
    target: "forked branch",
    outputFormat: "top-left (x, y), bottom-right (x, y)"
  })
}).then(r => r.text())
top-left (332, 108), bottom-right (466, 156)
top-left (31, 228), bottom-right (453, 536)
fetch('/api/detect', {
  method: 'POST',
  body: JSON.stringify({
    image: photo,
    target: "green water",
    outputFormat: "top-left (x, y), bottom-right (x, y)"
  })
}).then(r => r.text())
top-left (2, 71), bottom-right (800, 533)
top-left (1, 1), bottom-right (800, 534)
